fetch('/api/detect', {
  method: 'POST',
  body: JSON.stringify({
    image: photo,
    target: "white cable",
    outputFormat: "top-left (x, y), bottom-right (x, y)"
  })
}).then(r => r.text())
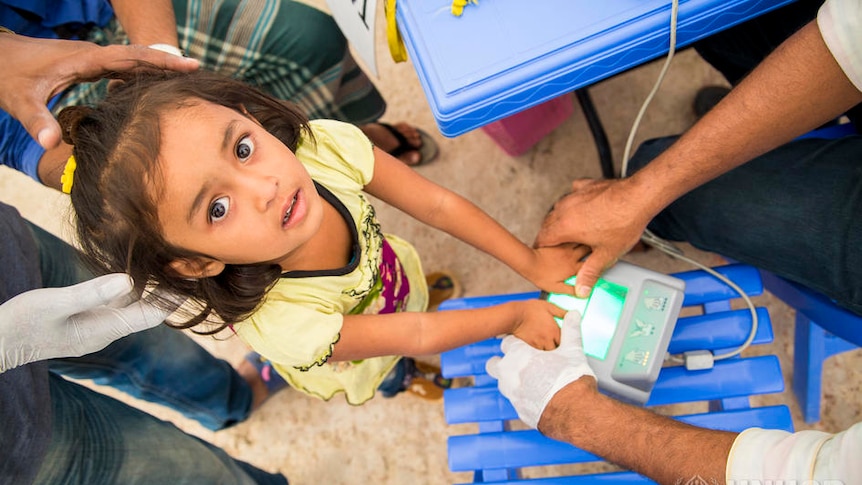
top-left (620, 0), bottom-right (679, 179)
top-left (641, 237), bottom-right (759, 362)
top-left (621, 0), bottom-right (758, 362)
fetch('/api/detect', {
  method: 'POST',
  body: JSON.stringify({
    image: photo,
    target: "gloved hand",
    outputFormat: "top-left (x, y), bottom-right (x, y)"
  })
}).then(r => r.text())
top-left (486, 310), bottom-right (596, 428)
top-left (0, 274), bottom-right (169, 373)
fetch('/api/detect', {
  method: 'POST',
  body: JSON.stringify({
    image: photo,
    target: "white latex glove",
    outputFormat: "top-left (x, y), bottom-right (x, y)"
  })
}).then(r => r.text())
top-left (0, 274), bottom-right (169, 373)
top-left (486, 310), bottom-right (596, 428)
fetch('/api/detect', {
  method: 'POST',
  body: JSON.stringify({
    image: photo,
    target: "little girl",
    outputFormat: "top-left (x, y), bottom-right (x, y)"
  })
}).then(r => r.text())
top-left (60, 71), bottom-right (585, 405)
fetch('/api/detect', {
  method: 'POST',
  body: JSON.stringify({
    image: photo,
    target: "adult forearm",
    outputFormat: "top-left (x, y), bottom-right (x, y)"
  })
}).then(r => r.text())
top-left (110, 0), bottom-right (179, 48)
top-left (628, 21), bottom-right (862, 218)
top-left (540, 379), bottom-right (736, 484)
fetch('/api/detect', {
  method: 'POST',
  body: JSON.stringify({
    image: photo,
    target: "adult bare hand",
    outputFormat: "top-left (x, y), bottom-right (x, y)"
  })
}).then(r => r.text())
top-left (534, 178), bottom-right (654, 298)
top-left (0, 33), bottom-right (198, 150)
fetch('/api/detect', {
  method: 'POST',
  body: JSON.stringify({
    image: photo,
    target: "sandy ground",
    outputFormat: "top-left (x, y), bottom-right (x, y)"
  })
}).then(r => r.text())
top-left (1, 2), bottom-right (860, 483)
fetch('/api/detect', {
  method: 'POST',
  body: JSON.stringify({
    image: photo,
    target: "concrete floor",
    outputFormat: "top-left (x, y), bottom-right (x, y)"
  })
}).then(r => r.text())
top-left (1, 3), bottom-right (859, 483)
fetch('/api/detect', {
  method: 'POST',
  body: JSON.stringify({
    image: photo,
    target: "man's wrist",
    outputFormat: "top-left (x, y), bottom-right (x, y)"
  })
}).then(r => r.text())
top-left (622, 171), bottom-right (676, 224)
top-left (537, 376), bottom-right (602, 443)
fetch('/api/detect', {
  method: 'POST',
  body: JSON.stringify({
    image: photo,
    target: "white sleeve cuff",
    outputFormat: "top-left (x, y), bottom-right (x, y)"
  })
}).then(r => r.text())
top-left (727, 427), bottom-right (830, 480)
top-left (817, 0), bottom-right (862, 92)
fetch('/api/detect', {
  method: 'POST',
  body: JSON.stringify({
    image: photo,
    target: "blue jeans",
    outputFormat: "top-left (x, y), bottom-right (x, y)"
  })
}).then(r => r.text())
top-left (27, 222), bottom-right (254, 430)
top-left (33, 372), bottom-right (287, 485)
top-left (377, 357), bottom-right (411, 397)
top-left (628, 135), bottom-right (862, 316)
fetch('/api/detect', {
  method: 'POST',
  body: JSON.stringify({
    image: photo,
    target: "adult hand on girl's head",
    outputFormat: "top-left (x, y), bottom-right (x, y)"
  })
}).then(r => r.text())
top-left (0, 33), bottom-right (199, 150)
top-left (0, 274), bottom-right (169, 373)
top-left (508, 299), bottom-right (565, 351)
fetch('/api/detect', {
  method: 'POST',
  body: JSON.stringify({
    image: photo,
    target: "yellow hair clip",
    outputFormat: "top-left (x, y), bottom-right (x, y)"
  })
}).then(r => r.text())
top-left (451, 0), bottom-right (478, 17)
top-left (61, 155), bottom-right (77, 194)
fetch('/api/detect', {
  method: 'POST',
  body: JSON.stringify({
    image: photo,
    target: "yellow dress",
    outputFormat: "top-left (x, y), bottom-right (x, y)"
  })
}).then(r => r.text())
top-left (235, 120), bottom-right (429, 404)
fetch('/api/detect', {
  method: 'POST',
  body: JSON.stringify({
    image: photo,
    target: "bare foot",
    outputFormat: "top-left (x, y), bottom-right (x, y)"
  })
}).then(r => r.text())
top-left (360, 122), bottom-right (423, 165)
top-left (236, 358), bottom-right (270, 410)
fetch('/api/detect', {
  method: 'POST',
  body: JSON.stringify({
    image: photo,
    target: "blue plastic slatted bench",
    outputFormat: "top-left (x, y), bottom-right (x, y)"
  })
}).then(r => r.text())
top-left (760, 270), bottom-right (861, 424)
top-left (438, 264), bottom-right (792, 483)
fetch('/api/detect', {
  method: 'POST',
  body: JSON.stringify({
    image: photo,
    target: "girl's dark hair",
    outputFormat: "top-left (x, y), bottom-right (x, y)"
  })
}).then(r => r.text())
top-left (59, 70), bottom-right (310, 333)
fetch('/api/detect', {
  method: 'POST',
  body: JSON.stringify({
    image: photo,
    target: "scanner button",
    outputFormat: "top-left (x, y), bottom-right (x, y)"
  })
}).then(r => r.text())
top-left (623, 349), bottom-right (650, 367)
top-left (628, 318), bottom-right (656, 338)
top-left (643, 296), bottom-right (668, 311)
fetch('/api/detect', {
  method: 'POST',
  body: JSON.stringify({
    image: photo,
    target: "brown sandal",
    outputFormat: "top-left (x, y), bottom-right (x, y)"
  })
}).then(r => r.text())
top-left (425, 271), bottom-right (462, 310)
top-left (406, 360), bottom-right (452, 400)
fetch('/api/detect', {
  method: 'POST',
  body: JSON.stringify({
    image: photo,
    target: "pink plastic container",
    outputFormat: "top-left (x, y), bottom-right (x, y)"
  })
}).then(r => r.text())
top-left (480, 93), bottom-right (574, 156)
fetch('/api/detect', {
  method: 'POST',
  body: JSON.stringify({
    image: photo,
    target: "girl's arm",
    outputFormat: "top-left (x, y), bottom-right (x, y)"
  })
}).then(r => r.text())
top-left (364, 147), bottom-right (584, 295)
top-left (329, 299), bottom-right (564, 362)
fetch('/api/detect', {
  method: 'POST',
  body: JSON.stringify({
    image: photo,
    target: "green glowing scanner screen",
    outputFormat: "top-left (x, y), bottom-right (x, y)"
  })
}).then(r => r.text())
top-left (546, 278), bottom-right (628, 360)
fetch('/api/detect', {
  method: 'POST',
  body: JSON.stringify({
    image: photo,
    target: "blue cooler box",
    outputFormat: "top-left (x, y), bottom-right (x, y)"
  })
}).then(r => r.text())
top-left (396, 0), bottom-right (795, 137)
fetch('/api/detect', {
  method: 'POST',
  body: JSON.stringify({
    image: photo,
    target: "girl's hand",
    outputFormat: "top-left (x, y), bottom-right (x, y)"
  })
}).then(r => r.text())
top-left (508, 300), bottom-right (565, 351)
top-left (521, 245), bottom-right (589, 296)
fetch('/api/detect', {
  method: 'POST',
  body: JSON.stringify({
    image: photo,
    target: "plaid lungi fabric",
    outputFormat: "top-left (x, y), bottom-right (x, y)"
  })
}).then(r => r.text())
top-left (54, 0), bottom-right (386, 124)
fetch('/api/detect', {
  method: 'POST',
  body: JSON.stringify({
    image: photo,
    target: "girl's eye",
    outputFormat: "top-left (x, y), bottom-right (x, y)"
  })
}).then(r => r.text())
top-left (209, 196), bottom-right (230, 223)
top-left (236, 136), bottom-right (254, 161)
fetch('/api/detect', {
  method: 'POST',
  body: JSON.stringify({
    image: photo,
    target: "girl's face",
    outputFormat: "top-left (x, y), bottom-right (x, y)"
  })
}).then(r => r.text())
top-left (155, 100), bottom-right (323, 275)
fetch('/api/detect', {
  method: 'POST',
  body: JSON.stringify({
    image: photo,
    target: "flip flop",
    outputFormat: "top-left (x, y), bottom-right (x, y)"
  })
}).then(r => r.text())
top-left (376, 122), bottom-right (439, 166)
top-left (245, 351), bottom-right (289, 394)
top-left (405, 358), bottom-right (451, 401)
top-left (413, 359), bottom-right (453, 390)
top-left (426, 271), bottom-right (462, 310)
